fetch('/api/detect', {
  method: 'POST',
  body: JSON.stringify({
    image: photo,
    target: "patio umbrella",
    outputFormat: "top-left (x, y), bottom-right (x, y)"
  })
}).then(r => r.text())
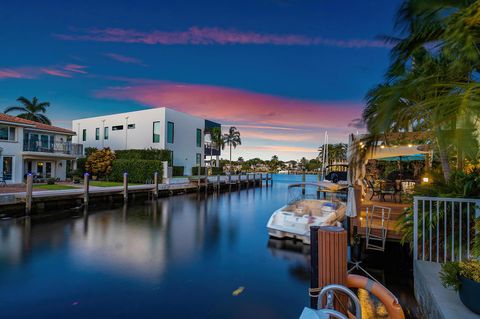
top-left (379, 154), bottom-right (425, 162)
top-left (346, 134), bottom-right (358, 218)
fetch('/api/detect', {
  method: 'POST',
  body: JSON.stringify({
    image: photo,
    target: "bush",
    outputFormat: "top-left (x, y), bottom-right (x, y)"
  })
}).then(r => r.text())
top-left (85, 147), bottom-right (98, 157)
top-left (440, 260), bottom-right (480, 291)
top-left (86, 148), bottom-right (116, 179)
top-left (47, 178), bottom-right (56, 185)
top-left (191, 166), bottom-right (207, 175)
top-left (114, 148), bottom-right (173, 165)
top-left (211, 167), bottom-right (224, 175)
top-left (76, 157), bottom-right (87, 175)
top-left (109, 159), bottom-right (164, 183)
top-left (173, 166), bottom-right (184, 176)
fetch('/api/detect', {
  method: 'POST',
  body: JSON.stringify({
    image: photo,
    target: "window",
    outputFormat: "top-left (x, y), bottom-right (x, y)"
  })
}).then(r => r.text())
top-left (95, 128), bottom-right (100, 140)
top-left (112, 125), bottom-right (124, 131)
top-left (0, 126), bottom-right (15, 141)
top-left (127, 124), bottom-right (135, 129)
top-left (196, 153), bottom-right (202, 165)
top-left (2, 156), bottom-right (13, 180)
top-left (40, 135), bottom-right (49, 148)
top-left (104, 127), bottom-right (109, 140)
top-left (167, 122), bottom-right (174, 144)
top-left (82, 129), bottom-right (87, 141)
top-left (153, 121), bottom-right (160, 143)
top-left (196, 129), bottom-right (202, 147)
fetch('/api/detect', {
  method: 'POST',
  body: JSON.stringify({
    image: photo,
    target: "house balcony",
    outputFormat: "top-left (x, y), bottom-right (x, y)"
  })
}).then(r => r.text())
top-left (23, 142), bottom-right (83, 158)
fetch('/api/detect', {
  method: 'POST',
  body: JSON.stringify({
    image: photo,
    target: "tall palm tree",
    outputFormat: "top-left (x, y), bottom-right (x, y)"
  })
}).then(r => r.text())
top-left (4, 96), bottom-right (51, 125)
top-left (222, 127), bottom-right (241, 173)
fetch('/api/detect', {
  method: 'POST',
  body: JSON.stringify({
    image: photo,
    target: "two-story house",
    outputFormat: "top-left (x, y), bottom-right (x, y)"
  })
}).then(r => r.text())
top-left (0, 113), bottom-right (82, 184)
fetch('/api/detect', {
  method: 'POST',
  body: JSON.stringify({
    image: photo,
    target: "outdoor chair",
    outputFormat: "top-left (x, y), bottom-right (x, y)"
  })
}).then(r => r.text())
top-left (365, 205), bottom-right (391, 252)
top-left (366, 179), bottom-right (381, 200)
top-left (0, 176), bottom-right (7, 187)
top-left (380, 181), bottom-right (399, 202)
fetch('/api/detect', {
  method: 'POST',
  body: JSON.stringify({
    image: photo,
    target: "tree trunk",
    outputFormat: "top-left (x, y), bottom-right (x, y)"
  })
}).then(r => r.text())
top-left (229, 144), bottom-right (232, 174)
top-left (436, 134), bottom-right (451, 183)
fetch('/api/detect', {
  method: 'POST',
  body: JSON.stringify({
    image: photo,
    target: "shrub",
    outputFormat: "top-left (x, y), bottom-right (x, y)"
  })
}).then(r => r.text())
top-left (173, 166), bottom-right (184, 177)
top-left (440, 260), bottom-right (480, 291)
top-left (86, 148), bottom-right (116, 179)
top-left (76, 157), bottom-right (87, 175)
top-left (191, 166), bottom-right (207, 175)
top-left (114, 148), bottom-right (173, 165)
top-left (47, 178), bottom-right (56, 185)
top-left (109, 159), bottom-right (164, 183)
top-left (211, 167), bottom-right (223, 175)
top-left (84, 147), bottom-right (98, 157)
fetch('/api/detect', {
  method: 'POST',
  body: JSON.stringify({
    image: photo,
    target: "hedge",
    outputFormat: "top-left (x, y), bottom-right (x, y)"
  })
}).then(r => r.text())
top-left (191, 166), bottom-right (207, 175)
top-left (173, 166), bottom-right (184, 176)
top-left (211, 167), bottom-right (224, 175)
top-left (114, 148), bottom-right (173, 165)
top-left (109, 159), bottom-right (164, 183)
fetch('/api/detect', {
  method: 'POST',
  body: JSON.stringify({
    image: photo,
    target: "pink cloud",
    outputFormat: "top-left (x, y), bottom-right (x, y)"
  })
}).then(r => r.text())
top-left (104, 53), bottom-right (146, 66)
top-left (0, 64), bottom-right (88, 80)
top-left (241, 129), bottom-right (317, 142)
top-left (55, 27), bottom-right (390, 49)
top-left (95, 80), bottom-right (363, 131)
top-left (242, 145), bottom-right (319, 154)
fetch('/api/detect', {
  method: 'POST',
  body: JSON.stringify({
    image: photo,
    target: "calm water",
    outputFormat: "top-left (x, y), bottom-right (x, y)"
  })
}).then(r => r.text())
top-left (0, 174), bottom-right (417, 318)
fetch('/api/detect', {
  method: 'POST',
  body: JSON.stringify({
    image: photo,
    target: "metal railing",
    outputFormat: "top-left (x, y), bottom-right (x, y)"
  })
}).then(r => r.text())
top-left (413, 196), bottom-right (480, 263)
top-left (23, 142), bottom-right (83, 156)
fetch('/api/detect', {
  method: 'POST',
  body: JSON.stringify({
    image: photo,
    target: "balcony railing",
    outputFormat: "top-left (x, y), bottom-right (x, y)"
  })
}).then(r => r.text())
top-left (23, 142), bottom-right (83, 156)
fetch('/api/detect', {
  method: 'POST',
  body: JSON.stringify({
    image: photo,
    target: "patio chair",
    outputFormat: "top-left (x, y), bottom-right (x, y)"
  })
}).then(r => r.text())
top-left (365, 205), bottom-right (391, 252)
top-left (0, 176), bottom-right (7, 187)
top-left (380, 181), bottom-right (398, 202)
top-left (366, 179), bottom-right (381, 200)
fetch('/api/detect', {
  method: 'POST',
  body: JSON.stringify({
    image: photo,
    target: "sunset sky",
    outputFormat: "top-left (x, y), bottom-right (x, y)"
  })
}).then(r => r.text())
top-left (0, 0), bottom-right (401, 160)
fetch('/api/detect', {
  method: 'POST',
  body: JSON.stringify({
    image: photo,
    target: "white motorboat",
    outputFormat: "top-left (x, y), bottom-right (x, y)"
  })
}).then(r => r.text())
top-left (267, 182), bottom-right (347, 244)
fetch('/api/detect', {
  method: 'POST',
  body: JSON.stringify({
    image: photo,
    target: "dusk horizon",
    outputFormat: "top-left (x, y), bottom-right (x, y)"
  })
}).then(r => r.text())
top-left (1, 0), bottom-right (401, 160)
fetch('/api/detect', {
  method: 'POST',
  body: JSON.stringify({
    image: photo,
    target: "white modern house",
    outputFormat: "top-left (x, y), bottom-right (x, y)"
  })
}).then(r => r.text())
top-left (0, 113), bottom-right (81, 184)
top-left (72, 108), bottom-right (221, 175)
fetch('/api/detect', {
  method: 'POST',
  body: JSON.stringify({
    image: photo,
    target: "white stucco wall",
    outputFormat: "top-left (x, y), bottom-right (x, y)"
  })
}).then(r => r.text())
top-left (0, 125), bottom-right (24, 184)
top-left (72, 108), bottom-right (205, 175)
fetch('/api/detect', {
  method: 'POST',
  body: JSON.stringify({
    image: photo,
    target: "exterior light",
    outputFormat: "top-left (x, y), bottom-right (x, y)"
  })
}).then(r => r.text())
top-left (408, 144), bottom-right (413, 148)
top-left (422, 177), bottom-right (429, 183)
top-left (380, 145), bottom-right (385, 149)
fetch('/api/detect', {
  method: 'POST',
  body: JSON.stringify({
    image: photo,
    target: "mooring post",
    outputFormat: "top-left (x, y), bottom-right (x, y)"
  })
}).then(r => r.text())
top-left (153, 171), bottom-right (159, 199)
top-left (228, 174), bottom-right (232, 192)
top-left (266, 173), bottom-right (269, 187)
top-left (260, 173), bottom-right (263, 187)
top-left (25, 174), bottom-right (33, 215)
top-left (302, 170), bottom-right (306, 195)
top-left (197, 166), bottom-right (201, 190)
top-left (123, 172), bottom-right (128, 203)
top-left (83, 172), bottom-right (89, 207)
top-left (246, 173), bottom-right (250, 188)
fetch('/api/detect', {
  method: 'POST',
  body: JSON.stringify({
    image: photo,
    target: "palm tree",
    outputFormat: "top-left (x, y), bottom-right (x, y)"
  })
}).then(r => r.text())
top-left (4, 96), bottom-right (51, 125)
top-left (222, 127), bottom-right (241, 173)
top-left (210, 127), bottom-right (224, 168)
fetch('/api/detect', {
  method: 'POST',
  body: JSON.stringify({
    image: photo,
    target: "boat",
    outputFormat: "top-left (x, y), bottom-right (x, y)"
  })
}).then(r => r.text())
top-left (266, 182), bottom-right (347, 244)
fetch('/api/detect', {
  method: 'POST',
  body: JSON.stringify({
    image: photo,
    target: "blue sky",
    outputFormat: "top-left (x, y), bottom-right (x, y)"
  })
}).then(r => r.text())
top-left (0, 0), bottom-right (401, 160)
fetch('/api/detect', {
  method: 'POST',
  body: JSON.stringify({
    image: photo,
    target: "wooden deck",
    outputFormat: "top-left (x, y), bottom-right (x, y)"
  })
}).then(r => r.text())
top-left (353, 194), bottom-right (410, 241)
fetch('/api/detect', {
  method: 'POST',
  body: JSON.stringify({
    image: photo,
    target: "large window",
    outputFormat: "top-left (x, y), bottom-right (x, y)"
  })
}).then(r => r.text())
top-left (127, 124), bottom-right (135, 129)
top-left (196, 129), bottom-right (202, 147)
top-left (104, 127), bottom-right (109, 140)
top-left (153, 121), bottom-right (161, 143)
top-left (95, 128), bottom-right (100, 140)
top-left (112, 125), bottom-right (123, 131)
top-left (82, 129), bottom-right (87, 141)
top-left (2, 156), bottom-right (13, 180)
top-left (196, 153), bottom-right (202, 165)
top-left (0, 126), bottom-right (15, 141)
top-left (167, 122), bottom-right (174, 144)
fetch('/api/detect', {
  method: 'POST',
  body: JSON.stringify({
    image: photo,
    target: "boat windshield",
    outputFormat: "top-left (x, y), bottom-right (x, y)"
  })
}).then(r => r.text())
top-left (286, 182), bottom-right (347, 205)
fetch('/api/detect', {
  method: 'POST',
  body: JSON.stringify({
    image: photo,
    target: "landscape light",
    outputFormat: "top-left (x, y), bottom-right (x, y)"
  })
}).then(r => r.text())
top-left (422, 177), bottom-right (429, 183)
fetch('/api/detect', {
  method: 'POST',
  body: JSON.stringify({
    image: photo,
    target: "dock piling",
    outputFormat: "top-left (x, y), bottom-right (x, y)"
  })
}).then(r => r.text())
top-left (153, 171), bottom-right (159, 199)
top-left (123, 172), bottom-right (128, 203)
top-left (83, 173), bottom-right (89, 207)
top-left (25, 174), bottom-right (33, 215)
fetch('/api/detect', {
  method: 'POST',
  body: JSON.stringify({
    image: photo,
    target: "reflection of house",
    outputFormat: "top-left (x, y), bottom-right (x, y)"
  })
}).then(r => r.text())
top-left (72, 108), bottom-right (219, 175)
top-left (0, 114), bottom-right (81, 184)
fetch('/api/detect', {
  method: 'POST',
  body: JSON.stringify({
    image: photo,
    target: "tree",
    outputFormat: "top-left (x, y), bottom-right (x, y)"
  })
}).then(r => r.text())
top-left (4, 96), bottom-right (52, 125)
top-left (85, 148), bottom-right (116, 179)
top-left (222, 127), bottom-right (241, 173)
top-left (210, 127), bottom-right (224, 168)
top-left (269, 155), bottom-right (279, 172)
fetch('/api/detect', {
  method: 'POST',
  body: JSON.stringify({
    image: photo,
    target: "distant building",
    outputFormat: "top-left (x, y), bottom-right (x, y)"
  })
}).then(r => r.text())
top-left (0, 113), bottom-right (81, 184)
top-left (72, 108), bottom-right (221, 175)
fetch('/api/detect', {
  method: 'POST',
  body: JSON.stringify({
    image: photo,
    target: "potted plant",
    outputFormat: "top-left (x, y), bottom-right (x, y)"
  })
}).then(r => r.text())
top-left (440, 259), bottom-right (480, 314)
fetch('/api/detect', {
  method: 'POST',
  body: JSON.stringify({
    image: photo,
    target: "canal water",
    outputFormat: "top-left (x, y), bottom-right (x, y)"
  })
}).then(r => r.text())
top-left (0, 174), bottom-right (418, 318)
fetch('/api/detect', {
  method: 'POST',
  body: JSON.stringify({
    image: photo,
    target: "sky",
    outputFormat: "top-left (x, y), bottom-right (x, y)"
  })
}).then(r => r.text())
top-left (0, 0), bottom-right (402, 161)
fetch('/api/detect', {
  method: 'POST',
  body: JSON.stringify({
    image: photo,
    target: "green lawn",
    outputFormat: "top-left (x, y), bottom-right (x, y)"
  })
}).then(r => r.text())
top-left (34, 184), bottom-right (78, 190)
top-left (89, 181), bottom-right (140, 187)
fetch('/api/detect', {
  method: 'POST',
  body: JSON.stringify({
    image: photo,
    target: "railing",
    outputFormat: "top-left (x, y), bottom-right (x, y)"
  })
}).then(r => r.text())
top-left (413, 196), bottom-right (480, 263)
top-left (23, 142), bottom-right (83, 156)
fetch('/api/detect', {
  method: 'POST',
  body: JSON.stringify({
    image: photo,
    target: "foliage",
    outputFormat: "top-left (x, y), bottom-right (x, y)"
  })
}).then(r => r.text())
top-left (114, 148), bottom-right (173, 165)
top-left (4, 96), bottom-right (51, 124)
top-left (47, 178), bottom-right (56, 185)
top-left (222, 126), bottom-right (241, 171)
top-left (191, 166), bottom-right (207, 175)
top-left (440, 260), bottom-right (480, 291)
top-left (76, 157), bottom-right (87, 175)
top-left (109, 159), bottom-right (163, 183)
top-left (211, 167), bottom-right (223, 175)
top-left (172, 166), bottom-right (184, 177)
top-left (85, 148), bottom-right (116, 179)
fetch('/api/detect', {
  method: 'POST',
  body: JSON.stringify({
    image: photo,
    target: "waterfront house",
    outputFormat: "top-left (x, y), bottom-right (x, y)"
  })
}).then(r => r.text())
top-left (72, 108), bottom-right (221, 175)
top-left (0, 113), bottom-right (81, 184)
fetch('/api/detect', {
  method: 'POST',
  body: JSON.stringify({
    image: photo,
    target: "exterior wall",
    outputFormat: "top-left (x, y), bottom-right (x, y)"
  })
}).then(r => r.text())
top-left (72, 108), bottom-right (205, 175)
top-left (0, 125), bottom-right (24, 184)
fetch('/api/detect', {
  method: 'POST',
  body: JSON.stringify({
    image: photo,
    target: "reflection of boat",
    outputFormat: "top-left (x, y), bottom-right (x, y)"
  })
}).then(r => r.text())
top-left (266, 182), bottom-right (347, 244)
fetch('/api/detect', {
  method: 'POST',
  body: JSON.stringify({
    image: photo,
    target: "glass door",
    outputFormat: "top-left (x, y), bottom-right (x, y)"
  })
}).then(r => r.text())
top-left (45, 162), bottom-right (52, 178)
